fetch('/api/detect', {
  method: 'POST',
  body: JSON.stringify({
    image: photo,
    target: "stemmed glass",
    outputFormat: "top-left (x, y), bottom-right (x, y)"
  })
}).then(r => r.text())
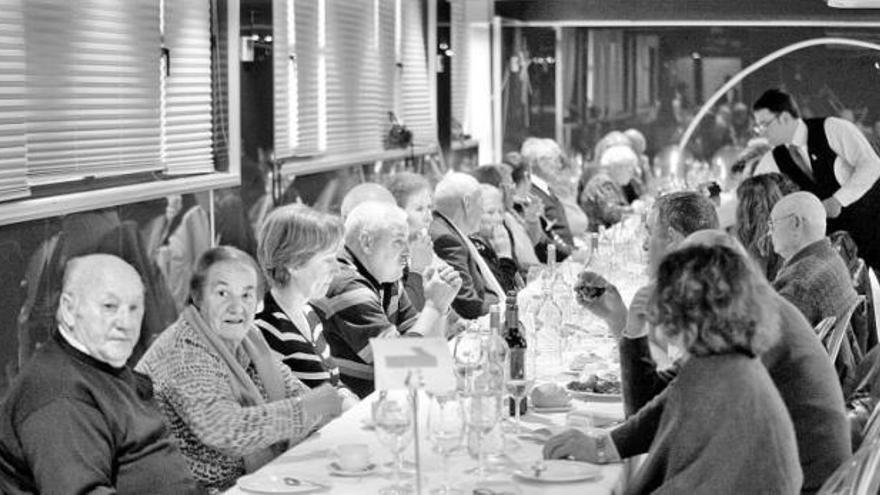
top-left (452, 324), bottom-right (483, 393)
top-left (504, 376), bottom-right (535, 435)
top-left (374, 392), bottom-right (414, 495)
top-left (464, 393), bottom-right (502, 480)
top-left (427, 393), bottom-right (465, 494)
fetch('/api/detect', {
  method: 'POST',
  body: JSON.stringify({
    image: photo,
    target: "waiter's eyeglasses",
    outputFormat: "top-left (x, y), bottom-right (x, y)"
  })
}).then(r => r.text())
top-left (753, 114), bottom-right (781, 134)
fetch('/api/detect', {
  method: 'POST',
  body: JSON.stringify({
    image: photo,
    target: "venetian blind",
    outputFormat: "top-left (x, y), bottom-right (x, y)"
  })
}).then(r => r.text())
top-left (324, 0), bottom-right (384, 155)
top-left (450, 0), bottom-right (469, 133)
top-left (0, 0), bottom-right (29, 200)
top-left (399, 0), bottom-right (436, 147)
top-left (163, 0), bottom-right (215, 175)
top-left (273, 0), bottom-right (321, 158)
top-left (24, 0), bottom-right (163, 185)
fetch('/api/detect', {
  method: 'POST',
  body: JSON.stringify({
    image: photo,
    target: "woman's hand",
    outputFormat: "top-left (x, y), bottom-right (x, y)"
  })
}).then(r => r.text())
top-left (490, 224), bottom-right (513, 259)
top-left (301, 383), bottom-right (343, 425)
top-left (543, 428), bottom-right (619, 464)
top-left (408, 230), bottom-right (434, 275)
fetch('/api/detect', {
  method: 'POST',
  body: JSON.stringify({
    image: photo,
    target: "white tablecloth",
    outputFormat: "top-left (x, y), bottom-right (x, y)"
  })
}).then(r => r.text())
top-left (224, 393), bottom-right (625, 495)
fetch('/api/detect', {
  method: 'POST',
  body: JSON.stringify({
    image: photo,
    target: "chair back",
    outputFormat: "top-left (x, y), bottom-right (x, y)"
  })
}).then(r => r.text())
top-left (818, 435), bottom-right (880, 495)
top-left (816, 316), bottom-right (837, 342)
top-left (826, 296), bottom-right (866, 364)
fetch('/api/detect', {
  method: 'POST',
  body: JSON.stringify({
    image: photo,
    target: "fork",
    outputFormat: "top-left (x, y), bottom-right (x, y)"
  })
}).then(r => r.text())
top-left (283, 477), bottom-right (330, 490)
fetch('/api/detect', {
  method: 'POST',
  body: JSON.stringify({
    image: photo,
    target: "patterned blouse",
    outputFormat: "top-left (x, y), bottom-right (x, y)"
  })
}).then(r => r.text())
top-left (255, 291), bottom-right (341, 389)
top-left (136, 315), bottom-right (311, 492)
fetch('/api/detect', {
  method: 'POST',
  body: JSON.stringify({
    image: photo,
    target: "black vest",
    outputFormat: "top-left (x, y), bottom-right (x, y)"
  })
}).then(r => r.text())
top-left (770, 118), bottom-right (839, 200)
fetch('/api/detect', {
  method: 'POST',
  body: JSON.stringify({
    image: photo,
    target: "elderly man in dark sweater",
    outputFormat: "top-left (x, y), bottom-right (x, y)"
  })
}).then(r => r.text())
top-left (545, 229), bottom-right (851, 494)
top-left (0, 254), bottom-right (203, 494)
top-left (771, 191), bottom-right (860, 388)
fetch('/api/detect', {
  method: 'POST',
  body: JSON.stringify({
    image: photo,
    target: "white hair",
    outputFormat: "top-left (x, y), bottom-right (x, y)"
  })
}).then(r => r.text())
top-left (344, 200), bottom-right (408, 248)
top-left (434, 172), bottom-right (480, 217)
top-left (600, 144), bottom-right (638, 170)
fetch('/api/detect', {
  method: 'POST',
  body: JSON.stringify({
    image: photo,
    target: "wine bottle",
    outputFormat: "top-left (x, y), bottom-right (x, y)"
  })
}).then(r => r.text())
top-left (505, 291), bottom-right (528, 416)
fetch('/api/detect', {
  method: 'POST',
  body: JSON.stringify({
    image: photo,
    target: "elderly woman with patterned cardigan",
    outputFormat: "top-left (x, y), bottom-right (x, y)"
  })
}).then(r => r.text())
top-left (137, 246), bottom-right (344, 491)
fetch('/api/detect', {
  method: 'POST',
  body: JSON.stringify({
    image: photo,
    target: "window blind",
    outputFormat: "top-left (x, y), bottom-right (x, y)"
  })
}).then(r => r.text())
top-left (162, 0), bottom-right (215, 175)
top-left (0, 0), bottom-right (30, 201)
top-left (273, 0), bottom-right (321, 158)
top-left (399, 0), bottom-right (436, 147)
top-left (210, 0), bottom-right (229, 171)
top-left (324, 0), bottom-right (384, 155)
top-left (450, 0), bottom-right (469, 133)
top-left (24, 0), bottom-right (163, 185)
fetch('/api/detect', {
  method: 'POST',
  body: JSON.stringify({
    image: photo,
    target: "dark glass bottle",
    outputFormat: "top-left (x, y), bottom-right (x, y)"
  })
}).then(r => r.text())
top-left (505, 291), bottom-right (528, 416)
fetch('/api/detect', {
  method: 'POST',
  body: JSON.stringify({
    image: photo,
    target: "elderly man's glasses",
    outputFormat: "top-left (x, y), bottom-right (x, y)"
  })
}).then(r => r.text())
top-left (767, 212), bottom-right (797, 230)
top-left (753, 114), bottom-right (780, 134)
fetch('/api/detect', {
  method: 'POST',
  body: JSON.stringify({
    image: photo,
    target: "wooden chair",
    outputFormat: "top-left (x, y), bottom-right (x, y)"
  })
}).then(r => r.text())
top-left (825, 297), bottom-right (866, 364)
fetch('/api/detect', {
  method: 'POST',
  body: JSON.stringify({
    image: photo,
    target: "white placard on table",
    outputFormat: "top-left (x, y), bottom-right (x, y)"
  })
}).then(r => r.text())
top-left (370, 337), bottom-right (456, 393)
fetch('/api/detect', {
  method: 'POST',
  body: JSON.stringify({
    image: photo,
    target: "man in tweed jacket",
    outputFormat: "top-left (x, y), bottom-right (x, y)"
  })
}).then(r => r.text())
top-left (771, 191), bottom-right (859, 387)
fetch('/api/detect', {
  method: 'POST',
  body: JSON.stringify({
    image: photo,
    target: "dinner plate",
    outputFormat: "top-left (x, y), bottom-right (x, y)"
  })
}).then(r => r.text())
top-left (530, 404), bottom-right (573, 414)
top-left (568, 389), bottom-right (623, 402)
top-left (513, 459), bottom-right (601, 483)
top-left (237, 472), bottom-right (325, 493)
top-left (327, 461), bottom-right (378, 477)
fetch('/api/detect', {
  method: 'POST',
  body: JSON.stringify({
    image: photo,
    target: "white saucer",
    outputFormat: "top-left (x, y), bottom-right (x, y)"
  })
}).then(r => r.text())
top-left (513, 459), bottom-right (601, 483)
top-left (328, 461), bottom-right (378, 477)
top-left (237, 473), bottom-right (325, 493)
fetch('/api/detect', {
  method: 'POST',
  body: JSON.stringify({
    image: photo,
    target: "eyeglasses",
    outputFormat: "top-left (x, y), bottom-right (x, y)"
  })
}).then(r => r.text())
top-left (767, 212), bottom-right (797, 231)
top-left (753, 114), bottom-right (780, 134)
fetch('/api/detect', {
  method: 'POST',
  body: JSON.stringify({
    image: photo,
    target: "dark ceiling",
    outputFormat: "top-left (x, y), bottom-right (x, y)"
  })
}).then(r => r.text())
top-left (495, 0), bottom-right (880, 22)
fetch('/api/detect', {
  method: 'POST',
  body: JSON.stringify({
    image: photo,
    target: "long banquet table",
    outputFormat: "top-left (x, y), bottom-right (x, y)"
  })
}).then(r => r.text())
top-left (224, 390), bottom-right (626, 494)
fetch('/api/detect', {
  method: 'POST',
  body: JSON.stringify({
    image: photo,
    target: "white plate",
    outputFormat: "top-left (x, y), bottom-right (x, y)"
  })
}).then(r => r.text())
top-left (237, 473), bottom-right (325, 493)
top-left (327, 461), bottom-right (378, 477)
top-left (513, 459), bottom-right (601, 483)
top-left (568, 389), bottom-right (623, 402)
top-left (530, 404), bottom-right (573, 414)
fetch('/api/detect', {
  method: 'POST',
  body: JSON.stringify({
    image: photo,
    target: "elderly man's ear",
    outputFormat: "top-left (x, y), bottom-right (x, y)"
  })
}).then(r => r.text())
top-left (358, 231), bottom-right (375, 254)
top-left (58, 292), bottom-right (77, 329)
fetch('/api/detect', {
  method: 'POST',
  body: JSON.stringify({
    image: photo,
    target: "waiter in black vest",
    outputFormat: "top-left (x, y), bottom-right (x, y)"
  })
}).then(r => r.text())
top-left (752, 88), bottom-right (880, 272)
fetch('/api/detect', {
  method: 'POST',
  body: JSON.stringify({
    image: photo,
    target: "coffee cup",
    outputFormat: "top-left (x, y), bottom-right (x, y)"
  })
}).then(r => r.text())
top-left (335, 443), bottom-right (371, 472)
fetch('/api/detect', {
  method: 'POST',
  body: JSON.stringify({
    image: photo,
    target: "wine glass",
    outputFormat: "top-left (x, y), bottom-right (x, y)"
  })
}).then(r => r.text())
top-left (427, 393), bottom-right (465, 494)
top-left (373, 392), bottom-right (414, 495)
top-left (452, 324), bottom-right (483, 393)
top-left (464, 393), bottom-right (502, 480)
top-left (504, 377), bottom-right (535, 435)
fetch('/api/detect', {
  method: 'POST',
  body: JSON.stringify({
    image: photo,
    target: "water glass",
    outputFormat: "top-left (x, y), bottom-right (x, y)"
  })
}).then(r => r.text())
top-left (427, 394), bottom-right (465, 494)
top-left (374, 392), bottom-right (414, 494)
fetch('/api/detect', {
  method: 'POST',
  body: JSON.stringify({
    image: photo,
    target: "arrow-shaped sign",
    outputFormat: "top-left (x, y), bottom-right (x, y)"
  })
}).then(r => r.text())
top-left (385, 346), bottom-right (437, 369)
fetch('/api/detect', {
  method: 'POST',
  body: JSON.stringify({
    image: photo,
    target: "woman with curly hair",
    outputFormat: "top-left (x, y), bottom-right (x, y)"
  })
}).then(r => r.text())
top-left (622, 243), bottom-right (802, 494)
top-left (734, 173), bottom-right (798, 280)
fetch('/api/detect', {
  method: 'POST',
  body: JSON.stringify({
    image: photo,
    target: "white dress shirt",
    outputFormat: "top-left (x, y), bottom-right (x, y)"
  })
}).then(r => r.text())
top-left (754, 117), bottom-right (880, 207)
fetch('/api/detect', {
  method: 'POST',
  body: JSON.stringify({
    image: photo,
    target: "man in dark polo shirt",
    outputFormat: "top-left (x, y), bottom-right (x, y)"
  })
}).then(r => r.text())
top-left (312, 201), bottom-right (461, 397)
top-left (752, 88), bottom-right (880, 272)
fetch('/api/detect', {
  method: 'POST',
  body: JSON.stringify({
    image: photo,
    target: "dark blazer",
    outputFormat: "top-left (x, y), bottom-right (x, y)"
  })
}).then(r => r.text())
top-left (529, 183), bottom-right (575, 263)
top-left (773, 238), bottom-right (858, 328)
top-left (429, 212), bottom-right (496, 319)
top-left (612, 294), bottom-right (851, 494)
top-left (773, 237), bottom-right (860, 389)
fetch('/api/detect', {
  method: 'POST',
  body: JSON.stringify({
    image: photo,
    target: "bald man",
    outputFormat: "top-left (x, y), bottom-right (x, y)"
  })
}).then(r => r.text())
top-left (770, 192), bottom-right (859, 330)
top-left (339, 182), bottom-right (395, 219)
top-left (432, 173), bottom-right (504, 319)
top-left (0, 254), bottom-right (203, 494)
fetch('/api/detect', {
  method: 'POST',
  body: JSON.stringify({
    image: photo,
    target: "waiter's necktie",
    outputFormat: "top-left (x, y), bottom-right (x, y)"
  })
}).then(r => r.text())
top-left (788, 144), bottom-right (815, 182)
